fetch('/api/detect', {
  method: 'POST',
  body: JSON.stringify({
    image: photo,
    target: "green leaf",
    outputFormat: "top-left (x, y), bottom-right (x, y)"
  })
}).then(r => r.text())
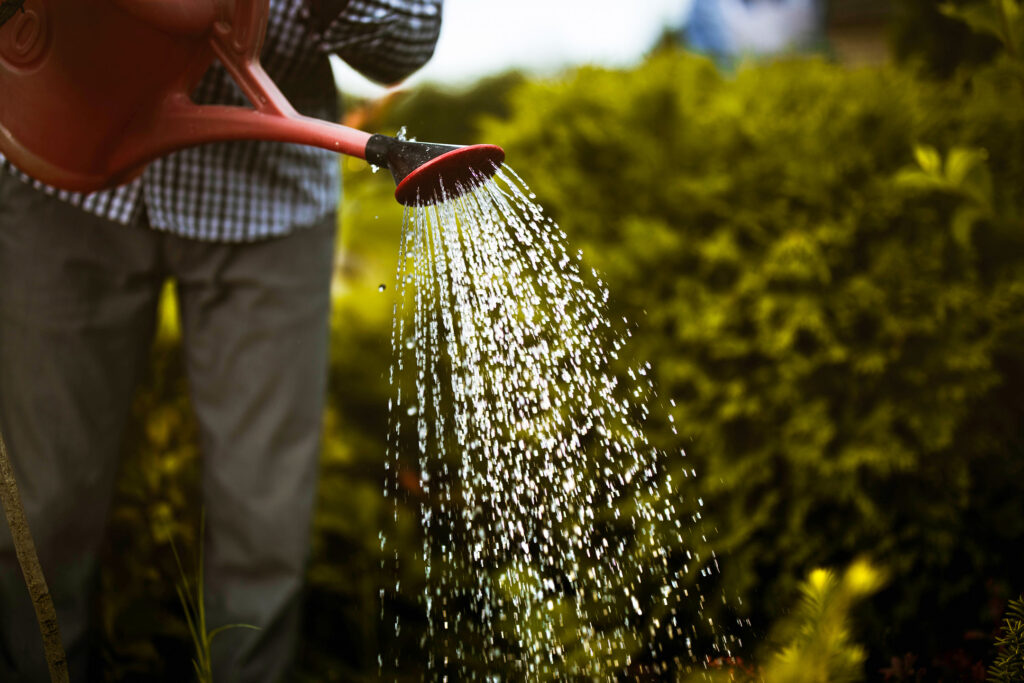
top-left (208, 623), bottom-right (261, 643)
top-left (945, 146), bottom-right (987, 187)
top-left (940, 1), bottom-right (1007, 41)
top-left (893, 168), bottom-right (945, 192)
top-left (913, 144), bottom-right (942, 176)
top-left (1002, 0), bottom-right (1024, 53)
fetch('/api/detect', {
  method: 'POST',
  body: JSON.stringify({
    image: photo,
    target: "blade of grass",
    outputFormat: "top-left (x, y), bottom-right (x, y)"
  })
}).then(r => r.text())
top-left (167, 510), bottom-right (260, 682)
top-left (208, 623), bottom-right (262, 642)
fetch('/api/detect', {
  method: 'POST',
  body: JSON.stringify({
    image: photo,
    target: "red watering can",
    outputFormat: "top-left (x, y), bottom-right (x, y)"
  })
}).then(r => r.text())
top-left (0, 0), bottom-right (503, 205)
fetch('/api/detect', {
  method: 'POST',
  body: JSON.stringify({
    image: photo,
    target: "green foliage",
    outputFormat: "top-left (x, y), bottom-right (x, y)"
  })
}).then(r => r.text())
top-left (481, 45), bottom-right (1024, 664)
top-left (376, 72), bottom-right (528, 145)
top-left (890, 0), bottom-right (1002, 76)
top-left (894, 144), bottom-right (995, 247)
top-left (762, 559), bottom-right (886, 683)
top-left (689, 560), bottom-right (885, 682)
top-left (989, 595), bottom-right (1024, 682)
top-left (940, 0), bottom-right (1024, 59)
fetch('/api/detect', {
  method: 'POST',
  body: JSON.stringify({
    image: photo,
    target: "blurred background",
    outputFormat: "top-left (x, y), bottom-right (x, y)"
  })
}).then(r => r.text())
top-left (99, 0), bottom-right (1024, 680)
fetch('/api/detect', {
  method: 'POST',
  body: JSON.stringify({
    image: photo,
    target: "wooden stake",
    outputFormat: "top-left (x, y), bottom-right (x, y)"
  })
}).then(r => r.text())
top-left (0, 426), bottom-right (69, 683)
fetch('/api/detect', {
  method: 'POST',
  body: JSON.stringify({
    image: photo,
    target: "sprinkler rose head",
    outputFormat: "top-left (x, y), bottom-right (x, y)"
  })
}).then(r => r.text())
top-left (365, 135), bottom-right (505, 206)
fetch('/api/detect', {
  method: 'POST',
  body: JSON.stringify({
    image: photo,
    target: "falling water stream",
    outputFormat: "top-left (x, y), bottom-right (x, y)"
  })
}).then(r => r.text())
top-left (383, 166), bottom-right (735, 678)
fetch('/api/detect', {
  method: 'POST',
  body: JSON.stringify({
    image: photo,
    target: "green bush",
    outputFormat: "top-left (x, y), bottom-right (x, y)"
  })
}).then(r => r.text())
top-left (989, 595), bottom-right (1024, 682)
top-left (890, 0), bottom-right (1003, 76)
top-left (480, 44), bottom-right (1024, 668)
top-left (761, 559), bottom-right (885, 683)
top-left (692, 559), bottom-right (886, 683)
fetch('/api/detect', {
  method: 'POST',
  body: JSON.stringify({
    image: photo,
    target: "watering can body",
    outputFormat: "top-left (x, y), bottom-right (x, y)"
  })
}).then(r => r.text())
top-left (0, 0), bottom-right (372, 192)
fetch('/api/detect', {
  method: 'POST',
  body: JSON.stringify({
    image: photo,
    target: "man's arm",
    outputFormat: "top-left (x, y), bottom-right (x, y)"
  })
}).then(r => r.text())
top-left (306, 0), bottom-right (442, 87)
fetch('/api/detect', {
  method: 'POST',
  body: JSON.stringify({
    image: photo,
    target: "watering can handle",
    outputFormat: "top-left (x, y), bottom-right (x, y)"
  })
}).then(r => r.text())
top-left (109, 0), bottom-right (373, 175)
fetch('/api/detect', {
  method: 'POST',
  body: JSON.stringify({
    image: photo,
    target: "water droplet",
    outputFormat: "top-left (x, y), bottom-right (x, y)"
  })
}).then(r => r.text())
top-left (378, 284), bottom-right (386, 292)
top-left (382, 165), bottom-right (724, 677)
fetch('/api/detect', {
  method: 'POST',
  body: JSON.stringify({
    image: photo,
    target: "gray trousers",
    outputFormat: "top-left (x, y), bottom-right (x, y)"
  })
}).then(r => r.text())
top-left (0, 173), bottom-right (335, 681)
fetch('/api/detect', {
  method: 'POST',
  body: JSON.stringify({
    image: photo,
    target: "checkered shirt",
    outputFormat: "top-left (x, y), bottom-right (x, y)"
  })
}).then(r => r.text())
top-left (0, 0), bottom-right (442, 242)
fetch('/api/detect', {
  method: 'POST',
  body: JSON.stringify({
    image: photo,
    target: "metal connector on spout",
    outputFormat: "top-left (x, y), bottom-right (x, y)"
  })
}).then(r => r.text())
top-left (365, 134), bottom-right (505, 207)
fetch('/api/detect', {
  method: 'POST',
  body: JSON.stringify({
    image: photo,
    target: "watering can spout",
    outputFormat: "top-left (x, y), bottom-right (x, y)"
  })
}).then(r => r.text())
top-left (366, 135), bottom-right (505, 207)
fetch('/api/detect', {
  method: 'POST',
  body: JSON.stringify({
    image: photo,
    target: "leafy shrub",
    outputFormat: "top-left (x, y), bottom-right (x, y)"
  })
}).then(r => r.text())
top-left (481, 41), bottom-right (1024, 668)
top-left (890, 0), bottom-right (1003, 76)
top-left (690, 559), bottom-right (886, 683)
top-left (761, 559), bottom-right (886, 683)
top-left (989, 595), bottom-right (1024, 682)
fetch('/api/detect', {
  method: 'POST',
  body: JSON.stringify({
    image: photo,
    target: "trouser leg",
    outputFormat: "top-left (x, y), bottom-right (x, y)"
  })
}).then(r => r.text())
top-left (166, 214), bottom-right (335, 683)
top-left (0, 175), bottom-right (161, 681)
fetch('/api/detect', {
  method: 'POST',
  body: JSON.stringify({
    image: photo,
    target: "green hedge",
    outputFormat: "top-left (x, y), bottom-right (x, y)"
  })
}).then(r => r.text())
top-left (479, 45), bottom-right (1024, 668)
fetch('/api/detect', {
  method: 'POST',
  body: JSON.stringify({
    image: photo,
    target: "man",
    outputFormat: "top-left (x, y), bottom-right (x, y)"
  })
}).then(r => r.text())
top-left (0, 0), bottom-right (441, 679)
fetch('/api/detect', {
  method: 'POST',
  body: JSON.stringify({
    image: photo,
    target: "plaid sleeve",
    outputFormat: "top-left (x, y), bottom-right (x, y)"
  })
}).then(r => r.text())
top-left (315, 0), bottom-right (442, 85)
